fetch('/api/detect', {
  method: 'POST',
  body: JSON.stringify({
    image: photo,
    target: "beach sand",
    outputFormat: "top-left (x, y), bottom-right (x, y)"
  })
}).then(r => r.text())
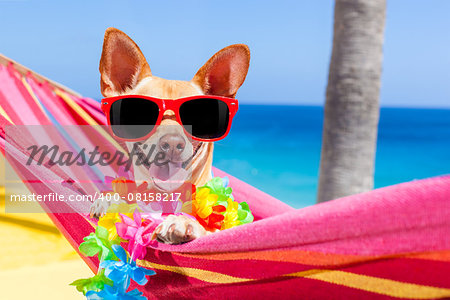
top-left (0, 186), bottom-right (92, 299)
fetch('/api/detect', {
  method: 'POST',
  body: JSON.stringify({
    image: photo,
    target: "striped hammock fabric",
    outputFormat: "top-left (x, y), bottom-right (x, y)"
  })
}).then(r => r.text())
top-left (0, 57), bottom-right (449, 299)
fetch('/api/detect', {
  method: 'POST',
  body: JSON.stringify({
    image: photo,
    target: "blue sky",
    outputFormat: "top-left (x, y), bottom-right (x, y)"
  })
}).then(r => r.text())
top-left (1, 0), bottom-right (449, 107)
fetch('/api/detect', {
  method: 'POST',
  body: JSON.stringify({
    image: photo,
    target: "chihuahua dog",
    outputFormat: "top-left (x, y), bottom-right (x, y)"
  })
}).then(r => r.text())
top-left (90, 28), bottom-right (249, 244)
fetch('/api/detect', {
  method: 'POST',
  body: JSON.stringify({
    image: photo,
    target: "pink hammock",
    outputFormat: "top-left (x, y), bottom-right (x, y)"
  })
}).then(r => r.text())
top-left (0, 57), bottom-right (449, 299)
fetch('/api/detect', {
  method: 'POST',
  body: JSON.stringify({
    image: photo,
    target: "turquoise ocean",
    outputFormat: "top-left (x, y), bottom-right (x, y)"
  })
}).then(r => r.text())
top-left (213, 105), bottom-right (450, 208)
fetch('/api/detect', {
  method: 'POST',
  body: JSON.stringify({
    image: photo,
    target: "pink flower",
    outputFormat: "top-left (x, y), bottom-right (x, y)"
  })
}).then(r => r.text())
top-left (115, 210), bottom-right (154, 260)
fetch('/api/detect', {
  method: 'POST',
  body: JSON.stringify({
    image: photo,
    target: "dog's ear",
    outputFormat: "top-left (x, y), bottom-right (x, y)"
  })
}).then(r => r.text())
top-left (99, 28), bottom-right (152, 97)
top-left (192, 44), bottom-right (250, 98)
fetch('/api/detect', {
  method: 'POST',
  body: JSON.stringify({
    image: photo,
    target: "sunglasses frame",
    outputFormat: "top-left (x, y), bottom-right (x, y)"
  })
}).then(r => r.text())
top-left (101, 94), bottom-right (239, 142)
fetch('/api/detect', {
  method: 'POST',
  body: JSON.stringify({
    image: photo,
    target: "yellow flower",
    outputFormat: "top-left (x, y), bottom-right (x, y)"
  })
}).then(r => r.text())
top-left (98, 202), bottom-right (136, 241)
top-left (107, 202), bottom-right (138, 214)
top-left (221, 198), bottom-right (240, 230)
top-left (98, 213), bottom-right (122, 241)
top-left (193, 188), bottom-right (218, 219)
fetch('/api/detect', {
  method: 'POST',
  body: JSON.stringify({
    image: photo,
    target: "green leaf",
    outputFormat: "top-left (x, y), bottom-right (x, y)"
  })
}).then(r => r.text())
top-left (69, 278), bottom-right (87, 286)
top-left (239, 202), bottom-right (250, 211)
top-left (69, 272), bottom-right (114, 295)
top-left (95, 226), bottom-right (109, 240)
top-left (79, 242), bottom-right (100, 257)
top-left (237, 202), bottom-right (254, 224)
top-left (200, 177), bottom-right (234, 204)
top-left (209, 177), bottom-right (223, 191)
top-left (99, 246), bottom-right (114, 262)
top-left (206, 177), bottom-right (225, 194)
top-left (78, 227), bottom-right (119, 262)
top-left (70, 278), bottom-right (88, 293)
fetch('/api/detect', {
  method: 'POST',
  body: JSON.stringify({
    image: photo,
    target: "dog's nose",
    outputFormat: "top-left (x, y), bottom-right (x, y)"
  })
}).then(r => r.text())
top-left (159, 133), bottom-right (185, 160)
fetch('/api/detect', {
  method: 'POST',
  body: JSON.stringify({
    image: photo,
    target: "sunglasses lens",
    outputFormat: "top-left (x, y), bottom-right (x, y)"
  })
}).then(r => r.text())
top-left (109, 98), bottom-right (159, 139)
top-left (179, 98), bottom-right (230, 139)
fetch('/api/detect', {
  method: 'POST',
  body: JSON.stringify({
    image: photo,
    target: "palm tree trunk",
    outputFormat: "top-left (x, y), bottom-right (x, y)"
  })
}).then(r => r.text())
top-left (317, 0), bottom-right (386, 203)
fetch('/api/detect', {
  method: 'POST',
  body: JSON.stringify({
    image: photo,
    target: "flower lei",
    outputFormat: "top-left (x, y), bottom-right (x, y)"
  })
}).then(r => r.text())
top-left (188, 177), bottom-right (254, 230)
top-left (71, 172), bottom-right (253, 297)
top-left (70, 211), bottom-right (157, 299)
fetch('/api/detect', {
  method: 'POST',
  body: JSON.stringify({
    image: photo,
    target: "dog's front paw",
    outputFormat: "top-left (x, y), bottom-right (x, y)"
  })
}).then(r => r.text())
top-left (89, 198), bottom-right (111, 219)
top-left (152, 214), bottom-right (206, 244)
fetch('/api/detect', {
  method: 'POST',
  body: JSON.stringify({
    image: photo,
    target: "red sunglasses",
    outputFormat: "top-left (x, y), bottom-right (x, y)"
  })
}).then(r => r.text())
top-left (101, 95), bottom-right (239, 142)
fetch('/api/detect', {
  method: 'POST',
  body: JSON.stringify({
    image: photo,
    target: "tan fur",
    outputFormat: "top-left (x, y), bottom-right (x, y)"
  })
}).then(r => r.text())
top-left (131, 77), bottom-right (203, 99)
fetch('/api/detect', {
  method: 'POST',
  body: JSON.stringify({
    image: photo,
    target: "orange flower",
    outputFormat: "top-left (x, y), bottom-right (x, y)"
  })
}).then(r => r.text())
top-left (111, 177), bottom-right (136, 197)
